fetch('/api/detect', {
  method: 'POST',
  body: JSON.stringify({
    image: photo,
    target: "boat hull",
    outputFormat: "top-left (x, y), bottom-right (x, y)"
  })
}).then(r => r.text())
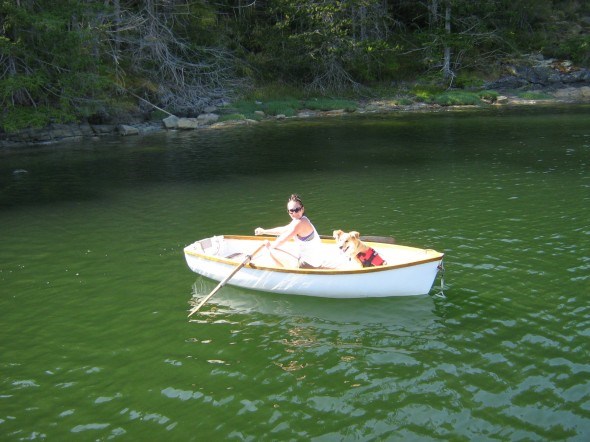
top-left (184, 235), bottom-right (444, 298)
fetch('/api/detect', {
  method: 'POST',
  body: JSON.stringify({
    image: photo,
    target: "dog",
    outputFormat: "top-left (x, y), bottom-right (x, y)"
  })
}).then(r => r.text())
top-left (333, 230), bottom-right (387, 268)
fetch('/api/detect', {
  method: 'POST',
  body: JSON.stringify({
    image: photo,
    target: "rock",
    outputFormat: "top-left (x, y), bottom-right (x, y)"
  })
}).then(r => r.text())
top-left (23, 128), bottom-right (52, 142)
top-left (196, 113), bottom-right (219, 125)
top-left (48, 124), bottom-right (74, 139)
top-left (136, 122), bottom-right (164, 134)
top-left (215, 99), bottom-right (231, 107)
top-left (325, 109), bottom-right (346, 116)
top-left (79, 124), bottom-right (94, 137)
top-left (551, 59), bottom-right (575, 73)
top-left (162, 115), bottom-right (179, 129)
top-left (572, 70), bottom-right (590, 82)
top-left (486, 57), bottom-right (590, 91)
top-left (254, 110), bottom-right (265, 116)
top-left (177, 118), bottom-right (199, 129)
top-left (118, 124), bottom-right (139, 136)
top-left (203, 106), bottom-right (217, 113)
top-left (91, 124), bottom-right (116, 135)
top-left (486, 76), bottom-right (528, 90)
top-left (553, 86), bottom-right (590, 101)
top-left (553, 88), bottom-right (575, 99)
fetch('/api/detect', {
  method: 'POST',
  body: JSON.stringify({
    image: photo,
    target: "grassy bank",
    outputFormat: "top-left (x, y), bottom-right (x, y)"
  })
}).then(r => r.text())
top-left (216, 83), bottom-right (520, 122)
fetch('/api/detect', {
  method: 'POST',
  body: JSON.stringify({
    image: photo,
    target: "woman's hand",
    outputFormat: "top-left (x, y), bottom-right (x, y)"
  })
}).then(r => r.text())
top-left (255, 227), bottom-right (265, 235)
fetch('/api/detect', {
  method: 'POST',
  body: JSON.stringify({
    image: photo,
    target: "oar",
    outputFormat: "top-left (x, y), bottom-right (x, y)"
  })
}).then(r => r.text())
top-left (319, 234), bottom-right (395, 244)
top-left (187, 243), bottom-right (265, 318)
top-left (358, 235), bottom-right (395, 244)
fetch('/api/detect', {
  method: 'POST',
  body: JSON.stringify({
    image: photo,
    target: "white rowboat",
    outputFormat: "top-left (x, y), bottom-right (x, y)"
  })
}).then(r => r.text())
top-left (184, 235), bottom-right (444, 298)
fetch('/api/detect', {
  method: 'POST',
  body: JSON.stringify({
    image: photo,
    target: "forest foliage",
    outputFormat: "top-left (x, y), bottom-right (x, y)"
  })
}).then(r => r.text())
top-left (1, 0), bottom-right (589, 132)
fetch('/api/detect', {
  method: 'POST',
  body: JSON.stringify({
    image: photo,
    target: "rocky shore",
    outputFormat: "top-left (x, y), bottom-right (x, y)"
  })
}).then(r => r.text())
top-left (2, 58), bottom-right (589, 150)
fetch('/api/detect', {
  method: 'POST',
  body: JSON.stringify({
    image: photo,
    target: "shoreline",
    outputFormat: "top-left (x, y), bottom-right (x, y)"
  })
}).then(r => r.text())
top-left (1, 88), bottom-right (589, 150)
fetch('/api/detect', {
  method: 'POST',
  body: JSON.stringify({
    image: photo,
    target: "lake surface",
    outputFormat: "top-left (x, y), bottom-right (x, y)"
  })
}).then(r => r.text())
top-left (1, 105), bottom-right (589, 440)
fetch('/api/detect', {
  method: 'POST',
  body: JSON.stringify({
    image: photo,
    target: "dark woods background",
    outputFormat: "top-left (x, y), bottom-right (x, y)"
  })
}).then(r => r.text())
top-left (1, 0), bottom-right (589, 131)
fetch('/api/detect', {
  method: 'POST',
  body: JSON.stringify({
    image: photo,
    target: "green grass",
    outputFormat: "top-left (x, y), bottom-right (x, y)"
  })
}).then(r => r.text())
top-left (0, 106), bottom-right (76, 133)
top-left (516, 91), bottom-right (553, 100)
top-left (221, 99), bottom-right (298, 119)
top-left (477, 90), bottom-right (500, 102)
top-left (244, 83), bottom-right (306, 101)
top-left (396, 98), bottom-right (414, 105)
top-left (303, 98), bottom-right (357, 112)
top-left (219, 100), bottom-right (262, 120)
top-left (219, 95), bottom-right (359, 121)
top-left (215, 83), bottom-right (506, 122)
top-left (263, 99), bottom-right (300, 116)
top-left (217, 113), bottom-right (247, 122)
top-left (432, 91), bottom-right (482, 106)
top-left (411, 84), bottom-right (446, 101)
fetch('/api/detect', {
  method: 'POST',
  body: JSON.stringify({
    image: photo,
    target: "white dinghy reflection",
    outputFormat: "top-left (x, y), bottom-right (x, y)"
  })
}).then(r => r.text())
top-left (189, 277), bottom-right (442, 331)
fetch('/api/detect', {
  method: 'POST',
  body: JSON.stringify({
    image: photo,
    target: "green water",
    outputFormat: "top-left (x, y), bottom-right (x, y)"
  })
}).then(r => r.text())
top-left (1, 106), bottom-right (589, 440)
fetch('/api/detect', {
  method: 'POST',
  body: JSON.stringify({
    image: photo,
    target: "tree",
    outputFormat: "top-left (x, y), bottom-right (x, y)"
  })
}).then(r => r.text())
top-left (1, 0), bottom-right (248, 131)
top-left (0, 0), bottom-right (118, 131)
top-left (417, 0), bottom-right (512, 86)
top-left (442, 0), bottom-right (452, 81)
top-left (255, 0), bottom-right (396, 91)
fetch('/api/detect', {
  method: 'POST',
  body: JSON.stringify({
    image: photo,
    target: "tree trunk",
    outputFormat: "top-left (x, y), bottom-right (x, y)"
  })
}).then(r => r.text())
top-left (428, 0), bottom-right (439, 28)
top-left (113, 0), bottom-right (121, 52)
top-left (360, 4), bottom-right (367, 41)
top-left (442, 2), bottom-right (453, 81)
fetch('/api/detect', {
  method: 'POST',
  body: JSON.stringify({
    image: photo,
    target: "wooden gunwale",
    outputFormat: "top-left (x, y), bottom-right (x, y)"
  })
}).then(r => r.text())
top-left (184, 235), bottom-right (444, 276)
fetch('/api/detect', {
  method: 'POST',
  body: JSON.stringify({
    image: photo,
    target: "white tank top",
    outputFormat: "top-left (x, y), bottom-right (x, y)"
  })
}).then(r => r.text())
top-left (295, 217), bottom-right (323, 267)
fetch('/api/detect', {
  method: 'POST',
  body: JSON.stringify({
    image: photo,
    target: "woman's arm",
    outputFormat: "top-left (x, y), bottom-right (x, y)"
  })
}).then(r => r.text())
top-left (270, 219), bottom-right (305, 249)
top-left (256, 218), bottom-right (310, 248)
top-left (255, 225), bottom-right (288, 236)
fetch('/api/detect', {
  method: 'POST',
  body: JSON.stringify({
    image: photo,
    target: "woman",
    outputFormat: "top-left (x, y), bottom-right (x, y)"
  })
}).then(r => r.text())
top-left (254, 194), bottom-right (323, 268)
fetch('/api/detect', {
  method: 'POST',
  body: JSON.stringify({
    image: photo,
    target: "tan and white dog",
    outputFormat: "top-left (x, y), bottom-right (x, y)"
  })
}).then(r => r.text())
top-left (333, 230), bottom-right (387, 268)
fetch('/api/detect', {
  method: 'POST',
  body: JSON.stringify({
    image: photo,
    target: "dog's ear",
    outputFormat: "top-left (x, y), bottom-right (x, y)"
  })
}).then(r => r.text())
top-left (333, 229), bottom-right (343, 239)
top-left (350, 231), bottom-right (360, 239)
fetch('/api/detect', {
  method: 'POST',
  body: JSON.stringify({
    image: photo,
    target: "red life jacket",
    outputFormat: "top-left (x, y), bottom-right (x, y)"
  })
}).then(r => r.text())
top-left (356, 248), bottom-right (386, 267)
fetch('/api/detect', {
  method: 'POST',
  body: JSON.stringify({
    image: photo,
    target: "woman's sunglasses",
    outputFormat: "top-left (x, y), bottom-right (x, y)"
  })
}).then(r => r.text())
top-left (288, 207), bottom-right (303, 213)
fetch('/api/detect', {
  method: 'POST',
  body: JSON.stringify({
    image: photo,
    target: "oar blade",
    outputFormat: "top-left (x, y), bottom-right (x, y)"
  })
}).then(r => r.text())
top-left (187, 243), bottom-right (265, 318)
